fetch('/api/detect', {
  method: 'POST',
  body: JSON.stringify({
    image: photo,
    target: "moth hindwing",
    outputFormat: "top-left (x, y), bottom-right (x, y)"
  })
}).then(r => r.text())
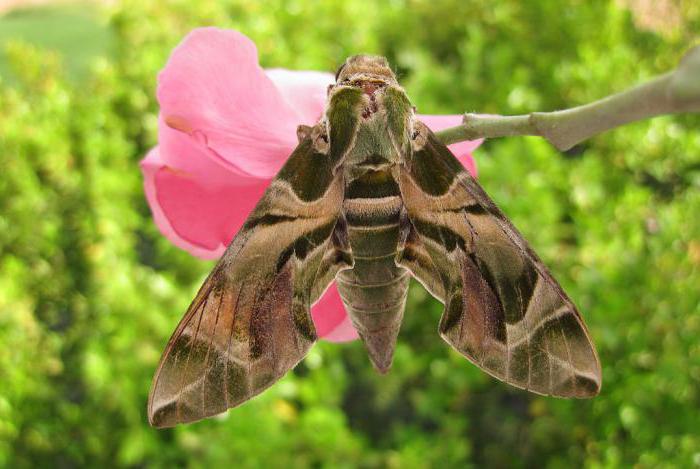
top-left (149, 54), bottom-right (601, 428)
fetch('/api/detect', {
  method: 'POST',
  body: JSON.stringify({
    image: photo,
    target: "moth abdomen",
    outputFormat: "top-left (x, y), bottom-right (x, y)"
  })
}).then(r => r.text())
top-left (336, 270), bottom-right (409, 374)
top-left (337, 171), bottom-right (409, 373)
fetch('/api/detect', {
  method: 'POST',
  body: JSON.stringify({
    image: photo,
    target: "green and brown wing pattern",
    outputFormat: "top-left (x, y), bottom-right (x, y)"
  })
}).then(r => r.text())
top-left (397, 121), bottom-right (601, 398)
top-left (148, 136), bottom-right (352, 427)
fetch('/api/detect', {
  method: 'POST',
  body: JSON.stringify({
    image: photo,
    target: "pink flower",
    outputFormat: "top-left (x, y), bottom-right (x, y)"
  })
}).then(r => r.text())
top-left (140, 28), bottom-right (483, 343)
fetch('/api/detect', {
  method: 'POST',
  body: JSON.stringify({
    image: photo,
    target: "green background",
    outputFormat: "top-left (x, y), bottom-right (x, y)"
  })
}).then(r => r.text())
top-left (1, 1), bottom-right (698, 467)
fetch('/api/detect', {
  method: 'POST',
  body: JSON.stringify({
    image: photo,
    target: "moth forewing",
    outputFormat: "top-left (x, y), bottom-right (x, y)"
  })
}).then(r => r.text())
top-left (397, 121), bottom-right (601, 398)
top-left (148, 130), bottom-right (350, 428)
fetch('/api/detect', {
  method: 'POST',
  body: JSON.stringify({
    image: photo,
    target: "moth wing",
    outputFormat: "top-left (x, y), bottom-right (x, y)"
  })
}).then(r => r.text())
top-left (397, 121), bottom-right (601, 398)
top-left (148, 137), bottom-right (352, 427)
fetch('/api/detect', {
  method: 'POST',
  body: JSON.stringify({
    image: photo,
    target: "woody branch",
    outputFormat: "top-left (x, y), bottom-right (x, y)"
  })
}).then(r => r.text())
top-left (435, 45), bottom-right (700, 151)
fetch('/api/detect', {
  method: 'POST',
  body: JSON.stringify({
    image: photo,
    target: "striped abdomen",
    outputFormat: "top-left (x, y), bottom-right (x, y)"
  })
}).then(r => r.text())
top-left (336, 170), bottom-right (409, 372)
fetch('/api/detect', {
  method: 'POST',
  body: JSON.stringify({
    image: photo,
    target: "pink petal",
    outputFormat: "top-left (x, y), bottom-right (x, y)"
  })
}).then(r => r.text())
top-left (157, 27), bottom-right (302, 179)
top-left (141, 145), bottom-right (270, 260)
top-left (311, 283), bottom-right (359, 342)
top-left (419, 114), bottom-right (483, 177)
top-left (265, 69), bottom-right (334, 124)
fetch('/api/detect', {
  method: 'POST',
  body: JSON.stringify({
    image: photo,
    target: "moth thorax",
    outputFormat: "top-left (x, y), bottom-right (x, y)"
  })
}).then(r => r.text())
top-left (344, 117), bottom-right (399, 180)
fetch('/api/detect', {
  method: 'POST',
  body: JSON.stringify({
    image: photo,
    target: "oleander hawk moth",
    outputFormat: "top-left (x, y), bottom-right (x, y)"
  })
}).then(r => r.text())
top-left (148, 55), bottom-right (601, 427)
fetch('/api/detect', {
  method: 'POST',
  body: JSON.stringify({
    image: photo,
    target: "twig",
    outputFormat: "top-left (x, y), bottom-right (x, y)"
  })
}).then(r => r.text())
top-left (435, 45), bottom-right (700, 151)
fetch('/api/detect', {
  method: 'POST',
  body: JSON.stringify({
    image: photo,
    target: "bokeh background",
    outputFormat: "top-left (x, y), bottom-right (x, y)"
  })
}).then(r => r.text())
top-left (1, 1), bottom-right (699, 467)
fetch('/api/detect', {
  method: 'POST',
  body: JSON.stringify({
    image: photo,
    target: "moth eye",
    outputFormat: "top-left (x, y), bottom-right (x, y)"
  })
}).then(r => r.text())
top-left (411, 130), bottom-right (419, 140)
top-left (310, 128), bottom-right (330, 154)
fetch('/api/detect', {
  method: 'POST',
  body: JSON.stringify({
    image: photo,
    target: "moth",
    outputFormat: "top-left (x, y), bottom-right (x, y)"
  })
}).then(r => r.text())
top-left (148, 55), bottom-right (601, 428)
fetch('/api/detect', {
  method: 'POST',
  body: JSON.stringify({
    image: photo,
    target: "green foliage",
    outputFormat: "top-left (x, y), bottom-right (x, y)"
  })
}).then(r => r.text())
top-left (0, 1), bottom-right (698, 467)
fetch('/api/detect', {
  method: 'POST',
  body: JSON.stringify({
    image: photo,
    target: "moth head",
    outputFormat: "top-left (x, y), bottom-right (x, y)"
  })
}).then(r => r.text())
top-left (334, 55), bottom-right (397, 87)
